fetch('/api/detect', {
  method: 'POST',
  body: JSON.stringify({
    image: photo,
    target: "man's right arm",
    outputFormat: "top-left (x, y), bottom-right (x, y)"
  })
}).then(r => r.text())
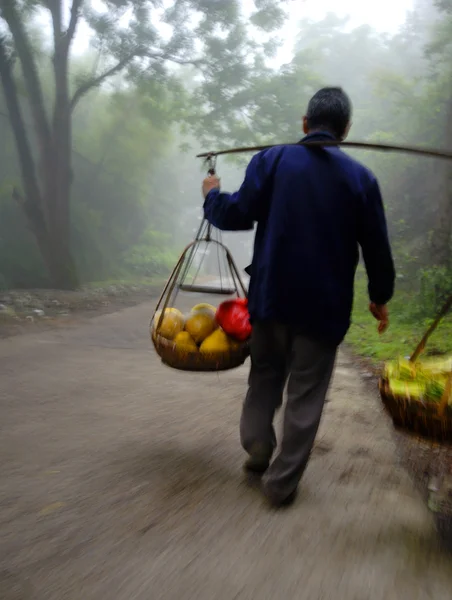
top-left (358, 177), bottom-right (396, 309)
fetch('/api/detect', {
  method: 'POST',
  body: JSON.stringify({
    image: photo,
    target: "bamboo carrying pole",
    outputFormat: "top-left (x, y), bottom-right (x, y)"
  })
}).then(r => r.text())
top-left (197, 139), bottom-right (452, 161)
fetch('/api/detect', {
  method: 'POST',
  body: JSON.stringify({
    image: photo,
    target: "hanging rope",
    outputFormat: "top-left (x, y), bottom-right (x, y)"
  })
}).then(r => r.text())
top-left (205, 153), bottom-right (217, 175)
top-left (175, 153), bottom-right (238, 296)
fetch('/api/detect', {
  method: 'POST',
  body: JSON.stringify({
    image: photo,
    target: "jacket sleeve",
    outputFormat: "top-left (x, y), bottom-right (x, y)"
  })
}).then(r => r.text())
top-left (358, 177), bottom-right (396, 305)
top-left (203, 151), bottom-right (274, 231)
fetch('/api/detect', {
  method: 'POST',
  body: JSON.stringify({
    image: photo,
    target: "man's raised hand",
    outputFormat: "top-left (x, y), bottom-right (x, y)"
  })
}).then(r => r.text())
top-left (202, 175), bottom-right (221, 199)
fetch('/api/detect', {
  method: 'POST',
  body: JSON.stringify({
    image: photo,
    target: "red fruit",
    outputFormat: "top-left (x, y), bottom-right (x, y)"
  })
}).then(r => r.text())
top-left (216, 298), bottom-right (252, 342)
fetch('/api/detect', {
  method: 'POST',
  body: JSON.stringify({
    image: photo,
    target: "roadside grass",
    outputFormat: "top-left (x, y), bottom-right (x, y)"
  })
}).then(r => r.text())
top-left (346, 276), bottom-right (452, 365)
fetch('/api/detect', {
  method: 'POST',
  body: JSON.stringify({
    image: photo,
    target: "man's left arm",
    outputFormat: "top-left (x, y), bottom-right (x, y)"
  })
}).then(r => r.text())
top-left (202, 151), bottom-right (274, 231)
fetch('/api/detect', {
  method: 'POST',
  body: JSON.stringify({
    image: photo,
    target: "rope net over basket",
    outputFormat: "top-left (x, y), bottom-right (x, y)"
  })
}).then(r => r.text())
top-left (379, 294), bottom-right (452, 443)
top-left (177, 219), bottom-right (240, 296)
top-left (150, 156), bottom-right (251, 372)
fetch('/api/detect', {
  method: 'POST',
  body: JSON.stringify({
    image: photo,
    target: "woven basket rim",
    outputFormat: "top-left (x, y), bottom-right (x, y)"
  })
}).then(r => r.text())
top-left (153, 330), bottom-right (248, 353)
top-left (151, 330), bottom-right (250, 372)
top-left (379, 377), bottom-right (451, 409)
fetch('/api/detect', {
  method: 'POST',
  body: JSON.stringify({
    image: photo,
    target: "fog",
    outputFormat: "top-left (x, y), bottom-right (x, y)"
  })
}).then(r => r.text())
top-left (0, 0), bottom-right (450, 298)
top-left (1, 2), bottom-right (452, 583)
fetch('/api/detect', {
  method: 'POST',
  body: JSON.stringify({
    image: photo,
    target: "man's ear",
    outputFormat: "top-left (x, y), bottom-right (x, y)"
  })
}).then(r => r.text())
top-left (341, 121), bottom-right (352, 141)
top-left (302, 116), bottom-right (309, 134)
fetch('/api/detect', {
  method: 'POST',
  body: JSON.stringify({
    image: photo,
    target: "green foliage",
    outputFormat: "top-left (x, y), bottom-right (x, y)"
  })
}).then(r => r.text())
top-left (121, 230), bottom-right (176, 278)
top-left (418, 267), bottom-right (452, 316)
top-left (250, 1), bottom-right (286, 31)
top-left (347, 275), bottom-right (451, 363)
top-left (0, 157), bottom-right (50, 288)
top-left (390, 220), bottom-right (423, 284)
top-left (0, 0), bottom-right (291, 288)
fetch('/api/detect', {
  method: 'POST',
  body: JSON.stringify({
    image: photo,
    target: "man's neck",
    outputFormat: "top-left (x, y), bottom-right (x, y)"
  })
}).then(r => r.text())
top-left (305, 129), bottom-right (337, 139)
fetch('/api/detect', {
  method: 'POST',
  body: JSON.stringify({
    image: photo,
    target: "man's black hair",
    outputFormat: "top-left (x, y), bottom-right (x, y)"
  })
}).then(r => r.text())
top-left (306, 87), bottom-right (352, 139)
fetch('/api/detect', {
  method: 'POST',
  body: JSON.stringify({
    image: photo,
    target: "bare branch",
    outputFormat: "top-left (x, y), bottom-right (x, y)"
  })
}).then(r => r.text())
top-left (70, 49), bottom-right (203, 111)
top-left (47, 0), bottom-right (65, 80)
top-left (67, 0), bottom-right (84, 43)
top-left (48, 0), bottom-right (62, 40)
top-left (164, 55), bottom-right (203, 67)
top-left (70, 52), bottom-right (136, 111)
top-left (91, 43), bottom-right (104, 79)
top-left (1, 0), bottom-right (52, 149)
top-left (0, 37), bottom-right (47, 234)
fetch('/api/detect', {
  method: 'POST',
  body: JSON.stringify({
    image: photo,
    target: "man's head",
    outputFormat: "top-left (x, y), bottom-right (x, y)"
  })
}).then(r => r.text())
top-left (303, 87), bottom-right (352, 140)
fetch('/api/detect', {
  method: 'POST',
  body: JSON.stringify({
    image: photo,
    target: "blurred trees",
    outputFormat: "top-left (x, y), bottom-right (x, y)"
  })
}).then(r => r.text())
top-left (0, 0), bottom-right (288, 288)
top-left (0, 0), bottom-right (451, 306)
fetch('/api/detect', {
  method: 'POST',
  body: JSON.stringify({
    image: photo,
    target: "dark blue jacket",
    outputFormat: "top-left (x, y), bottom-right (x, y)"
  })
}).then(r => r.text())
top-left (204, 132), bottom-right (395, 345)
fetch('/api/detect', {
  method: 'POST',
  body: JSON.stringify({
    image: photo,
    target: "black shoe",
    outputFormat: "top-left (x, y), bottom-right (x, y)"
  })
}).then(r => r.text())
top-left (243, 442), bottom-right (272, 475)
top-left (263, 487), bottom-right (298, 509)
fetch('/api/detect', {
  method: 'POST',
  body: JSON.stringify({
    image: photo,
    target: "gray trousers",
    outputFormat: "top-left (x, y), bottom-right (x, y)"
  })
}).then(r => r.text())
top-left (240, 321), bottom-right (337, 501)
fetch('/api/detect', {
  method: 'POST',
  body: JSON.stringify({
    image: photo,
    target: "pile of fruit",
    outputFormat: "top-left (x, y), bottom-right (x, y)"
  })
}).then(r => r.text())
top-left (383, 355), bottom-right (452, 404)
top-left (151, 302), bottom-right (248, 355)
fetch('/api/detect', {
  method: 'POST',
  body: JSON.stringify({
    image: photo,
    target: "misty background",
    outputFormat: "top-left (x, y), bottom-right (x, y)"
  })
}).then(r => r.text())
top-left (0, 0), bottom-right (451, 330)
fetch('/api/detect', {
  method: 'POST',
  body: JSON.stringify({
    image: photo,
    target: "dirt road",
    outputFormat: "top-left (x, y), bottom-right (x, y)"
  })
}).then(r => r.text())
top-left (1, 298), bottom-right (451, 599)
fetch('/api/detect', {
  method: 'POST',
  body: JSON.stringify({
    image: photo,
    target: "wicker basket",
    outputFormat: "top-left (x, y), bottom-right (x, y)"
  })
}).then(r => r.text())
top-left (379, 378), bottom-right (452, 442)
top-left (151, 330), bottom-right (249, 372)
top-left (379, 294), bottom-right (452, 443)
top-left (150, 231), bottom-right (251, 372)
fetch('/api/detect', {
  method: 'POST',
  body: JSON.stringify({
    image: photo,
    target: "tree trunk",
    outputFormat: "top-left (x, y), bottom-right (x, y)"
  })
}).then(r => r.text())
top-left (0, 4), bottom-right (79, 290)
top-left (42, 227), bottom-right (79, 289)
top-left (45, 30), bottom-right (79, 289)
top-left (1, 0), bottom-right (137, 289)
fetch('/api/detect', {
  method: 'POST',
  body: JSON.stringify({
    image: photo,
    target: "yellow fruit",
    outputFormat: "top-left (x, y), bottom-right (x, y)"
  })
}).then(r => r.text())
top-left (200, 328), bottom-right (231, 353)
top-left (153, 308), bottom-right (184, 340)
top-left (185, 311), bottom-right (217, 344)
top-left (191, 304), bottom-right (216, 320)
top-left (153, 307), bottom-right (183, 323)
top-left (174, 331), bottom-right (198, 352)
top-left (192, 303), bottom-right (216, 315)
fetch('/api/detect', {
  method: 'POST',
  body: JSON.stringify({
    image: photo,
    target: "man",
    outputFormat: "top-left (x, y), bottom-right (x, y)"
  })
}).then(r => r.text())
top-left (202, 87), bottom-right (395, 508)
